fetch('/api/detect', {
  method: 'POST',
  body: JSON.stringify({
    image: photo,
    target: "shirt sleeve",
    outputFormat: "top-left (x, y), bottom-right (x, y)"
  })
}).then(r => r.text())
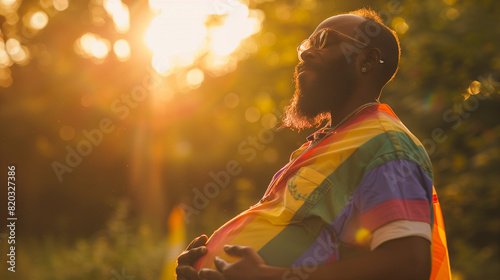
top-left (332, 159), bottom-right (434, 248)
top-left (370, 220), bottom-right (432, 250)
top-left (354, 158), bottom-right (434, 232)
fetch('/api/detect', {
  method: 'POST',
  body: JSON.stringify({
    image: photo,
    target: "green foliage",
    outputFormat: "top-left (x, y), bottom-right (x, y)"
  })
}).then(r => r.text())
top-left (0, 200), bottom-right (167, 280)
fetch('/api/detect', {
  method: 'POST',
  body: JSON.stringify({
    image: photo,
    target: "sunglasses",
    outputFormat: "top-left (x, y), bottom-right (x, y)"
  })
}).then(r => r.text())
top-left (297, 28), bottom-right (385, 63)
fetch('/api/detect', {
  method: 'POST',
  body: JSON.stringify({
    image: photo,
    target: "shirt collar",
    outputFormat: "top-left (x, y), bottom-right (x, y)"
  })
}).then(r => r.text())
top-left (305, 103), bottom-right (385, 143)
top-left (306, 123), bottom-right (332, 142)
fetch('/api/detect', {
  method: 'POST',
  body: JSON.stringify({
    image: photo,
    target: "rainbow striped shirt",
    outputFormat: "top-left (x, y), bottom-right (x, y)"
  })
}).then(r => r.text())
top-left (196, 104), bottom-right (450, 279)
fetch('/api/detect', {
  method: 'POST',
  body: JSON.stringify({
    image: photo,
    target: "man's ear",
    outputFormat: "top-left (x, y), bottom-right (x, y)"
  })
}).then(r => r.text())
top-left (360, 48), bottom-right (382, 73)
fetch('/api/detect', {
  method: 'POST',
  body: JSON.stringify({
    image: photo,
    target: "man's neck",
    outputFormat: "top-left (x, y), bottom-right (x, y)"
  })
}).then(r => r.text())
top-left (329, 96), bottom-right (380, 129)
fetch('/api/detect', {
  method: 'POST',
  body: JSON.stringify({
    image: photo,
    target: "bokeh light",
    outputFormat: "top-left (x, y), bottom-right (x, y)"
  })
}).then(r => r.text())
top-left (53, 0), bottom-right (69, 12)
top-left (186, 68), bottom-right (204, 89)
top-left (261, 113), bottom-right (278, 129)
top-left (0, 42), bottom-right (13, 67)
top-left (113, 39), bottom-right (131, 61)
top-left (74, 33), bottom-right (111, 61)
top-left (91, 40), bottom-right (109, 59)
top-left (1, 0), bottom-right (17, 7)
top-left (103, 0), bottom-right (130, 33)
top-left (10, 46), bottom-right (28, 64)
top-left (5, 38), bottom-right (20, 56)
top-left (392, 17), bottom-right (409, 34)
top-left (245, 106), bottom-right (261, 123)
top-left (59, 125), bottom-right (75, 141)
top-left (29, 11), bottom-right (49, 30)
top-left (5, 38), bottom-right (28, 64)
top-left (468, 81), bottom-right (481, 95)
top-left (464, 80), bottom-right (482, 100)
top-left (224, 92), bottom-right (240, 108)
top-left (355, 228), bottom-right (372, 245)
top-left (446, 8), bottom-right (460, 21)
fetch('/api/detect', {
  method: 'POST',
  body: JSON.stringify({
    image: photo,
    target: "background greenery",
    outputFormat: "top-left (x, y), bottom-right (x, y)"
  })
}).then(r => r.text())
top-left (0, 0), bottom-right (499, 279)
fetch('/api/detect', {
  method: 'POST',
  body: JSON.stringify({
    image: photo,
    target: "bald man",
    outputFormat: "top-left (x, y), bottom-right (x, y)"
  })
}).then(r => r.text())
top-left (176, 8), bottom-right (450, 280)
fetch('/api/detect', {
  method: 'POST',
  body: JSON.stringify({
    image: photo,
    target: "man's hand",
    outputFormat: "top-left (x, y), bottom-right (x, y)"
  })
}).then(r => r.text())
top-left (198, 245), bottom-right (283, 280)
top-left (176, 234), bottom-right (208, 280)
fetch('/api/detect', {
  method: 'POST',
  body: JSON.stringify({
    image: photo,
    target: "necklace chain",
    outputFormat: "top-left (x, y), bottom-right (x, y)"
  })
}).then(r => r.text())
top-left (329, 101), bottom-right (380, 131)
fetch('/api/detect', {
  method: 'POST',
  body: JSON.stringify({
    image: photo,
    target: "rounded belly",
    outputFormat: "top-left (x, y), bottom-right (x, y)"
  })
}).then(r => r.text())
top-left (194, 211), bottom-right (328, 269)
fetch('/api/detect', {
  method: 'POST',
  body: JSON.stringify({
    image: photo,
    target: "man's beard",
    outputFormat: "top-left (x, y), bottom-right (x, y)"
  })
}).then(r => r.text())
top-left (281, 64), bottom-right (333, 130)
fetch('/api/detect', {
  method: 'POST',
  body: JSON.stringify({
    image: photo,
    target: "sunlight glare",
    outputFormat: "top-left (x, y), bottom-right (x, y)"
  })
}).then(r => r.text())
top-left (145, 0), bottom-right (263, 76)
top-left (151, 53), bottom-right (171, 75)
top-left (203, 54), bottom-right (237, 76)
top-left (145, 10), bottom-right (207, 69)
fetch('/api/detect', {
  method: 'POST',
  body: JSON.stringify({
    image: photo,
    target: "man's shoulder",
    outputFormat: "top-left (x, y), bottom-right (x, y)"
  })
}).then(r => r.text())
top-left (358, 110), bottom-right (433, 177)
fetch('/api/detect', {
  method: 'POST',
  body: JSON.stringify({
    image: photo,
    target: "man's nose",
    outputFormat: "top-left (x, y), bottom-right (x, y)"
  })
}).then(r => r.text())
top-left (299, 47), bottom-right (317, 62)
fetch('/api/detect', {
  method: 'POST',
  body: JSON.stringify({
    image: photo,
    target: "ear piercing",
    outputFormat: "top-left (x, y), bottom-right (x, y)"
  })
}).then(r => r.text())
top-left (361, 67), bottom-right (367, 73)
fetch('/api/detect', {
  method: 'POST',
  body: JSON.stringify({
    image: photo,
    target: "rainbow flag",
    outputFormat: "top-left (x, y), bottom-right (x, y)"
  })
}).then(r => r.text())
top-left (431, 189), bottom-right (452, 280)
top-left (195, 104), bottom-right (451, 278)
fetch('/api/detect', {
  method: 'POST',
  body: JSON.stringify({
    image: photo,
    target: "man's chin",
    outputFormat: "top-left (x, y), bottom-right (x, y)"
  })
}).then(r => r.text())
top-left (282, 101), bottom-right (329, 130)
top-left (296, 71), bottom-right (317, 93)
top-left (296, 89), bottom-right (323, 118)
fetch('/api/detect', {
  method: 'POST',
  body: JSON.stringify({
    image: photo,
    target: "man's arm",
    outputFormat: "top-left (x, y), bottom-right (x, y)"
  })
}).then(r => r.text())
top-left (200, 236), bottom-right (431, 280)
top-left (295, 236), bottom-right (431, 280)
